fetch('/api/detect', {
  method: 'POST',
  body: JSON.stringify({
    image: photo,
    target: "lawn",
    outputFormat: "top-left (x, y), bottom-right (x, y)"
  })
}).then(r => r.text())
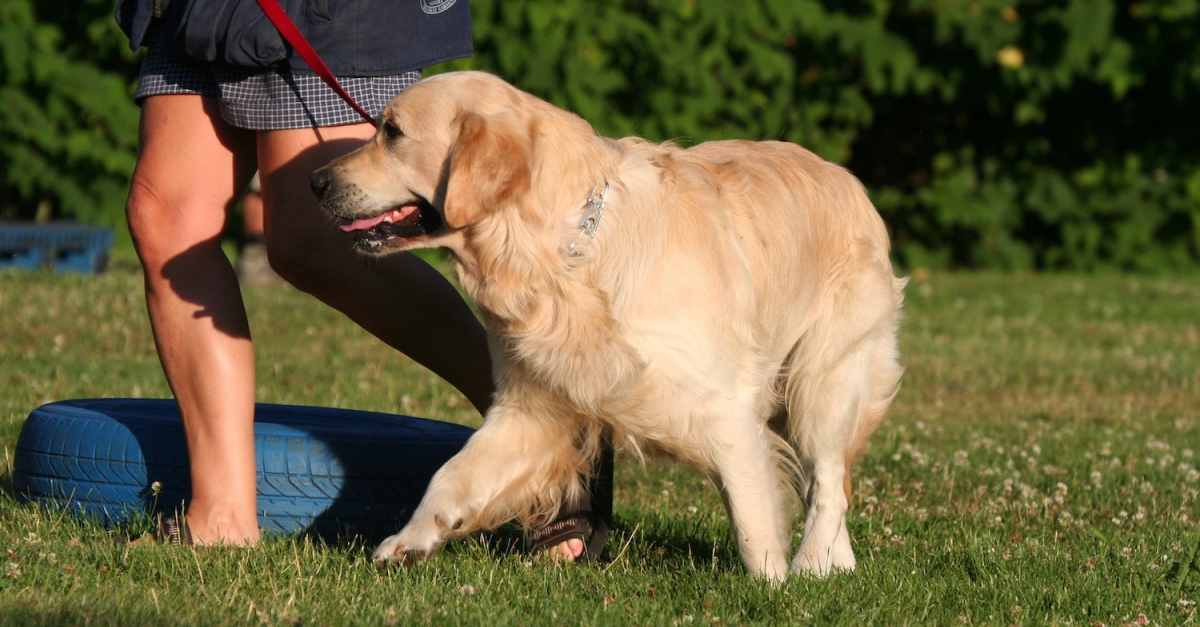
top-left (1, 256), bottom-right (1198, 626)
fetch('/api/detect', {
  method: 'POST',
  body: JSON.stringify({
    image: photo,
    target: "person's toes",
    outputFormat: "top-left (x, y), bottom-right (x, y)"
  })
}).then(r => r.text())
top-left (551, 538), bottom-right (585, 562)
top-left (567, 537), bottom-right (585, 559)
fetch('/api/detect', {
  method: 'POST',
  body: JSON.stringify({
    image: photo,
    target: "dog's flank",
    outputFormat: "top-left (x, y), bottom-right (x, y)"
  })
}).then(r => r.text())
top-left (312, 71), bottom-right (905, 579)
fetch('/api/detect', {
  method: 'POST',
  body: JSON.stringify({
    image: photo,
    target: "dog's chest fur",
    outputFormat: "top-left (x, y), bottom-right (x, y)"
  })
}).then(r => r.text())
top-left (450, 157), bottom-right (778, 456)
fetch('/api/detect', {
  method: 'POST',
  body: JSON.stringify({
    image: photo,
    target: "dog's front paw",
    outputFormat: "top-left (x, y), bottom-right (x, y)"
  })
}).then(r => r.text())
top-left (790, 544), bottom-right (856, 577)
top-left (371, 533), bottom-right (439, 567)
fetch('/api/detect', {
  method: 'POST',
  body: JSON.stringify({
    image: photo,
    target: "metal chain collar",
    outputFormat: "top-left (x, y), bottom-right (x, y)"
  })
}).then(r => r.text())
top-left (566, 182), bottom-right (610, 258)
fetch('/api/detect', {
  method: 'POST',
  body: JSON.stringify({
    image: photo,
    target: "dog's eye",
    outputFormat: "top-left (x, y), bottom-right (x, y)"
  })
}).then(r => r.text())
top-left (383, 122), bottom-right (404, 140)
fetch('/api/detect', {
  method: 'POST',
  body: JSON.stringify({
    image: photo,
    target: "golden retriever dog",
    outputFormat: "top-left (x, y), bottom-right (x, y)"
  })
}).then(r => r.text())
top-left (310, 71), bottom-right (905, 579)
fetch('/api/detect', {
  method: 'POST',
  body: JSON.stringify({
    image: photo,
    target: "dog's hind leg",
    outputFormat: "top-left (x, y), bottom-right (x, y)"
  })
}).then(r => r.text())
top-left (786, 351), bottom-right (864, 576)
top-left (372, 403), bottom-right (586, 565)
top-left (787, 327), bottom-right (901, 576)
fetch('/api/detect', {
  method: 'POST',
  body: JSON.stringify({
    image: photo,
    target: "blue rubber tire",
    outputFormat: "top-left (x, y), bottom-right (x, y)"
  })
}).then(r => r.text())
top-left (12, 399), bottom-right (473, 541)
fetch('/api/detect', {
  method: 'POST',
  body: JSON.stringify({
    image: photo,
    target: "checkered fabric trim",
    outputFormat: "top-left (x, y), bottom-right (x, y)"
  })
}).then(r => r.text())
top-left (134, 27), bottom-right (419, 130)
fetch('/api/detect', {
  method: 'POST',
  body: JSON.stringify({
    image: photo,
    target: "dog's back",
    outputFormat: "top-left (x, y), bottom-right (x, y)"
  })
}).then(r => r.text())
top-left (612, 137), bottom-right (900, 372)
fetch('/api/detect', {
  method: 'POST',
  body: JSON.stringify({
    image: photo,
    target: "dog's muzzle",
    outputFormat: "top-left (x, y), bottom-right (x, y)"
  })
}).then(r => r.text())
top-left (310, 168), bottom-right (443, 250)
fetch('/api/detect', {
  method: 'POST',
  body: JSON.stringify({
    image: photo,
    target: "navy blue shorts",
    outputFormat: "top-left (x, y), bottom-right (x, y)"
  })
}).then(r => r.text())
top-left (134, 25), bottom-right (420, 130)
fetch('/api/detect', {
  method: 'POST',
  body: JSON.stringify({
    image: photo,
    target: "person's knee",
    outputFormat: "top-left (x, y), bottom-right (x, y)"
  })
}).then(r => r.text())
top-left (262, 227), bottom-right (332, 293)
top-left (126, 179), bottom-right (227, 274)
top-left (125, 181), bottom-right (176, 271)
top-left (263, 236), bottom-right (301, 288)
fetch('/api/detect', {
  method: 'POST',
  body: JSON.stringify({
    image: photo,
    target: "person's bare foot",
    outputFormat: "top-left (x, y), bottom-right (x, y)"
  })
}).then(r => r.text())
top-left (547, 538), bottom-right (586, 561)
top-left (172, 504), bottom-right (260, 547)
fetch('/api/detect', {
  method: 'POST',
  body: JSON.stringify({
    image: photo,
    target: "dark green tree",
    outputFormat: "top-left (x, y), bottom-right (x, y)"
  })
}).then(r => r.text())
top-left (0, 0), bottom-right (140, 228)
top-left (4, 0), bottom-right (1198, 270)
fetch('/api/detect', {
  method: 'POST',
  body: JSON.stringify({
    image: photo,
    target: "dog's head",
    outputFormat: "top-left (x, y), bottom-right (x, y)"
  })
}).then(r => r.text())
top-left (311, 71), bottom-right (589, 255)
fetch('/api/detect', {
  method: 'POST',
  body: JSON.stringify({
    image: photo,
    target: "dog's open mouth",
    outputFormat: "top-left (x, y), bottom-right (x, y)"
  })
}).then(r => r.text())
top-left (337, 199), bottom-right (442, 249)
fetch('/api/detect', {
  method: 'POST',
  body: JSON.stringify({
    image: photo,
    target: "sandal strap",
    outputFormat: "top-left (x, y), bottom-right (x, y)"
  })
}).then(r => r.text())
top-left (527, 509), bottom-right (594, 549)
top-left (584, 438), bottom-right (614, 560)
top-left (156, 513), bottom-right (193, 546)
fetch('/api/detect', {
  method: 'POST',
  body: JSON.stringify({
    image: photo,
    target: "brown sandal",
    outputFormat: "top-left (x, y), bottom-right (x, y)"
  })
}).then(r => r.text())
top-left (526, 440), bottom-right (613, 562)
top-left (154, 513), bottom-right (194, 546)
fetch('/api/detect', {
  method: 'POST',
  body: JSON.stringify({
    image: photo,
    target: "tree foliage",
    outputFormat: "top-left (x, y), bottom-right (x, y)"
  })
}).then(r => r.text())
top-left (458, 0), bottom-right (1200, 271)
top-left (0, 0), bottom-right (140, 228)
top-left (4, 0), bottom-right (1199, 270)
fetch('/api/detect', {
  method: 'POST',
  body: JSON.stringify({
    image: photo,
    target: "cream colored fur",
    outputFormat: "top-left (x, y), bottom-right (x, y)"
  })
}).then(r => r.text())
top-left (314, 71), bottom-right (905, 579)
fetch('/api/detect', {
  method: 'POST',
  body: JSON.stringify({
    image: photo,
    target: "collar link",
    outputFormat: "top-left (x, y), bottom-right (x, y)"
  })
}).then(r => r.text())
top-left (566, 182), bottom-right (610, 258)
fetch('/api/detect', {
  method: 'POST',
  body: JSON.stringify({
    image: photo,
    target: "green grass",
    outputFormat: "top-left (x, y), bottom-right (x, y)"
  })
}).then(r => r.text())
top-left (2, 256), bottom-right (1198, 626)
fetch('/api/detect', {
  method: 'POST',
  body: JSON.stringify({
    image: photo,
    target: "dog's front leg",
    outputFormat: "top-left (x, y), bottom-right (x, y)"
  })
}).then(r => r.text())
top-left (372, 405), bottom-right (581, 565)
top-left (711, 416), bottom-right (791, 582)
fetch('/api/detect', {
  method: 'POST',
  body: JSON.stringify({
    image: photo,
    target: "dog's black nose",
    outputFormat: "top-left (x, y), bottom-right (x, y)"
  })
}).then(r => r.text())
top-left (310, 168), bottom-right (333, 200)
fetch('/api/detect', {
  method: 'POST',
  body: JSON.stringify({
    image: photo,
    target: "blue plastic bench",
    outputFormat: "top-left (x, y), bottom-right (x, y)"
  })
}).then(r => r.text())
top-left (0, 222), bottom-right (114, 274)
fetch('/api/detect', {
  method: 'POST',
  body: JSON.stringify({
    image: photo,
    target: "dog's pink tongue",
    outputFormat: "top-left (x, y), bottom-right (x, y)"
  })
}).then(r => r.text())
top-left (339, 205), bottom-right (417, 232)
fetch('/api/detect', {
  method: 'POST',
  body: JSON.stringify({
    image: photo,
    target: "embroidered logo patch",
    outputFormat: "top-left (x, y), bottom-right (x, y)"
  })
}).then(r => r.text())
top-left (420, 0), bottom-right (456, 14)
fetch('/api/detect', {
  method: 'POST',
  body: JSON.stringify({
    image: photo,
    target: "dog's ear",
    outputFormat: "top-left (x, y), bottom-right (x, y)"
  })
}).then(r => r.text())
top-left (443, 111), bottom-right (532, 229)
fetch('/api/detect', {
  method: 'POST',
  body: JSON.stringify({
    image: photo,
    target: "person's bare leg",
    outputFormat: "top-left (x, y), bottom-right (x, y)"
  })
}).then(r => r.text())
top-left (236, 174), bottom-right (284, 286)
top-left (127, 94), bottom-right (260, 545)
top-left (257, 125), bottom-right (494, 411)
top-left (242, 183), bottom-right (266, 237)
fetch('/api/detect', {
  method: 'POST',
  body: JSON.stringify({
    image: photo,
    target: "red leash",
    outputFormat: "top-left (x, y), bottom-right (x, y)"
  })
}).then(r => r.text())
top-left (254, 0), bottom-right (378, 127)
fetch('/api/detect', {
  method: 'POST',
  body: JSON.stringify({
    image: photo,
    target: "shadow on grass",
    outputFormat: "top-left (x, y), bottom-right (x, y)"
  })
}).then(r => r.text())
top-left (314, 511), bottom-right (744, 575)
top-left (603, 510), bottom-right (743, 574)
